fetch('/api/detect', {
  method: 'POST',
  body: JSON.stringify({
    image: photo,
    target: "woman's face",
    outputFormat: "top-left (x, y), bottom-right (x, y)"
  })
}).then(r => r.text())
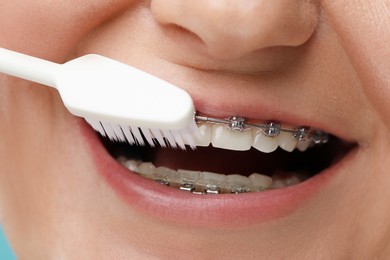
top-left (1, 0), bottom-right (390, 258)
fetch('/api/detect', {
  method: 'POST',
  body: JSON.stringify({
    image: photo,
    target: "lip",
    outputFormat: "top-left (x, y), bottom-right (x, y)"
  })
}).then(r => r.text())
top-left (79, 115), bottom-right (358, 228)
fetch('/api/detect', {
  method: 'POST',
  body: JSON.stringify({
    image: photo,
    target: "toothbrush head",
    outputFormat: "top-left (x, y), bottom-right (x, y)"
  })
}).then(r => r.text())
top-left (58, 54), bottom-right (199, 149)
top-left (58, 54), bottom-right (195, 130)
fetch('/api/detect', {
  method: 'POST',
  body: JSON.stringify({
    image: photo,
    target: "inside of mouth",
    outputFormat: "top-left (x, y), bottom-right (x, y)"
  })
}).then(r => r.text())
top-left (101, 134), bottom-right (353, 194)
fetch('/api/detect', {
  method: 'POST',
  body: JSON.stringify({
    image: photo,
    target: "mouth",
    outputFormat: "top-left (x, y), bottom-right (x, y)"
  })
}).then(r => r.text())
top-left (101, 113), bottom-right (353, 194)
top-left (79, 76), bottom-right (357, 227)
top-left (81, 106), bottom-right (357, 227)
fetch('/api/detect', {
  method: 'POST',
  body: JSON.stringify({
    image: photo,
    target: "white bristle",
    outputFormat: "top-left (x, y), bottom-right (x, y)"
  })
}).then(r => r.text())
top-left (86, 118), bottom-right (199, 150)
top-left (151, 129), bottom-right (167, 148)
top-left (120, 125), bottom-right (136, 145)
top-left (110, 123), bottom-right (126, 142)
top-left (130, 126), bottom-right (144, 146)
top-left (180, 128), bottom-right (195, 149)
top-left (180, 121), bottom-right (198, 149)
top-left (140, 127), bottom-right (155, 147)
top-left (162, 129), bottom-right (177, 149)
top-left (171, 129), bottom-right (186, 150)
top-left (190, 120), bottom-right (201, 140)
top-left (100, 122), bottom-right (117, 141)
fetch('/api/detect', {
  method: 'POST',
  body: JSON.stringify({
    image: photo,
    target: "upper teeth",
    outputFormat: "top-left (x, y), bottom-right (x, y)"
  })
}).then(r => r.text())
top-left (197, 122), bottom-right (312, 152)
top-left (194, 115), bottom-right (329, 152)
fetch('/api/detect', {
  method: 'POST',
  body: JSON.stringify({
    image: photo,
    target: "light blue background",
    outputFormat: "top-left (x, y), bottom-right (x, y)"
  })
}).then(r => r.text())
top-left (0, 227), bottom-right (16, 260)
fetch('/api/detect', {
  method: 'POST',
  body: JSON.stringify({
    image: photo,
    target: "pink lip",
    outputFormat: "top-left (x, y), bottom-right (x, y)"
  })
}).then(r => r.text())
top-left (78, 118), bottom-right (357, 228)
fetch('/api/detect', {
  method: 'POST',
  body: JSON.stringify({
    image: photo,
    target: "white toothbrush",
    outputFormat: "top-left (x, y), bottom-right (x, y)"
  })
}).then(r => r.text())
top-left (0, 47), bottom-right (198, 149)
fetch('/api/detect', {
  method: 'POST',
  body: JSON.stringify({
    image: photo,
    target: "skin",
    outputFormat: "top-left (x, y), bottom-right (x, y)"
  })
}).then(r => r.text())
top-left (0, 0), bottom-right (390, 258)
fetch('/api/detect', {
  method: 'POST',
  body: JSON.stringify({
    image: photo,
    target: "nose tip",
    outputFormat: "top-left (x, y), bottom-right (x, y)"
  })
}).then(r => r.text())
top-left (151, 0), bottom-right (319, 59)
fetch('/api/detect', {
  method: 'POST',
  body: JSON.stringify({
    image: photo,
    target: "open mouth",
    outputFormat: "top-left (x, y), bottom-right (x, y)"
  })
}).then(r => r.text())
top-left (98, 113), bottom-right (355, 195)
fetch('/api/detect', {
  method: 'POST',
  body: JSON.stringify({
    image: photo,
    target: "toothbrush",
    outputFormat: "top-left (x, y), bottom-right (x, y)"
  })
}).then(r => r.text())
top-left (0, 47), bottom-right (198, 149)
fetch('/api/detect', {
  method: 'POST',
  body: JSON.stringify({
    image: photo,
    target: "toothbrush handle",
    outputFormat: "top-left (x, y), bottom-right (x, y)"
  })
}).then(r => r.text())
top-left (0, 47), bottom-right (60, 88)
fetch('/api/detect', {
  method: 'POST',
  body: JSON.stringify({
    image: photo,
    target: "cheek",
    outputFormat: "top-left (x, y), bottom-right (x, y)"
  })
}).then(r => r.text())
top-left (0, 0), bottom-right (138, 61)
top-left (322, 1), bottom-right (390, 128)
top-left (0, 0), bottom-right (141, 242)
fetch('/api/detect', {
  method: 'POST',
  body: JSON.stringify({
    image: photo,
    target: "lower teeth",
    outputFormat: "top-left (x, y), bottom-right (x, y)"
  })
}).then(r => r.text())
top-left (117, 156), bottom-right (305, 194)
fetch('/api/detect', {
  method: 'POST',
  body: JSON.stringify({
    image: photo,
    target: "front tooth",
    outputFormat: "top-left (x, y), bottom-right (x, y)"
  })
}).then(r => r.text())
top-left (278, 131), bottom-right (298, 152)
top-left (249, 173), bottom-right (273, 191)
top-left (198, 171), bottom-right (227, 191)
top-left (211, 124), bottom-right (252, 151)
top-left (177, 169), bottom-right (201, 184)
top-left (252, 129), bottom-right (279, 153)
top-left (156, 167), bottom-right (177, 184)
top-left (227, 174), bottom-right (252, 193)
top-left (195, 123), bottom-right (212, 147)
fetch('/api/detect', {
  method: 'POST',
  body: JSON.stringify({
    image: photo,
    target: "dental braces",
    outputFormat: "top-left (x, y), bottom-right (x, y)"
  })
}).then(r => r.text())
top-left (195, 114), bottom-right (329, 145)
top-left (157, 179), bottom-right (259, 195)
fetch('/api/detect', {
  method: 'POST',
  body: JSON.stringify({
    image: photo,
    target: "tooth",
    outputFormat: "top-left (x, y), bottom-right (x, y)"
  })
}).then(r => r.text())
top-left (227, 174), bottom-right (252, 193)
top-left (278, 131), bottom-right (298, 152)
top-left (124, 160), bottom-right (142, 172)
top-left (272, 179), bottom-right (287, 189)
top-left (195, 123), bottom-right (212, 147)
top-left (211, 124), bottom-right (252, 151)
top-left (272, 172), bottom-right (303, 188)
top-left (296, 139), bottom-right (311, 152)
top-left (137, 162), bottom-right (156, 177)
top-left (116, 156), bottom-right (128, 164)
top-left (177, 169), bottom-right (201, 184)
top-left (156, 166), bottom-right (178, 185)
top-left (283, 175), bottom-right (301, 187)
top-left (248, 173), bottom-right (273, 191)
top-left (252, 129), bottom-right (279, 153)
top-left (199, 172), bottom-right (227, 194)
top-left (198, 171), bottom-right (227, 190)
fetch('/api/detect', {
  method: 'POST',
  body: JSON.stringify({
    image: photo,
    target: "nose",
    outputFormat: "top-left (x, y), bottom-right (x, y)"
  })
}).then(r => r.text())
top-left (151, 0), bottom-right (319, 59)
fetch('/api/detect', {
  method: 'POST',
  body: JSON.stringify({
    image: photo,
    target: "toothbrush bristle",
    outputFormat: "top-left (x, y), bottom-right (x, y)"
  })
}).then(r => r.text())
top-left (84, 118), bottom-right (199, 150)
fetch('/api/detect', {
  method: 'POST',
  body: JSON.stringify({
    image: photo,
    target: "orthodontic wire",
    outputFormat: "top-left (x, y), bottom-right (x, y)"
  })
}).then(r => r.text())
top-left (194, 114), bottom-right (329, 144)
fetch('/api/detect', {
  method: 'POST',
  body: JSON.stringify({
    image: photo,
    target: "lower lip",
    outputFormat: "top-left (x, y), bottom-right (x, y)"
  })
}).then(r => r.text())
top-left (79, 120), bottom-right (357, 228)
